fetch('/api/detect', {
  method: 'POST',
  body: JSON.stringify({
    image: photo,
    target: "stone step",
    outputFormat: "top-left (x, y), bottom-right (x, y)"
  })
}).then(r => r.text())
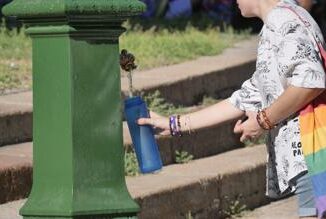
top-left (0, 143), bottom-right (270, 218)
top-left (126, 120), bottom-right (244, 166)
top-left (121, 37), bottom-right (257, 106)
top-left (0, 143), bottom-right (32, 205)
top-left (0, 92), bottom-right (243, 165)
top-left (238, 196), bottom-right (298, 219)
top-left (0, 37), bottom-right (257, 147)
top-left (130, 145), bottom-right (269, 218)
top-left (0, 92), bottom-right (32, 146)
top-left (0, 188), bottom-right (298, 219)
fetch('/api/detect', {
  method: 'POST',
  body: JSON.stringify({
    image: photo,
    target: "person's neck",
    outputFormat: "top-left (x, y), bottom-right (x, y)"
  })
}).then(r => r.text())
top-left (257, 0), bottom-right (280, 23)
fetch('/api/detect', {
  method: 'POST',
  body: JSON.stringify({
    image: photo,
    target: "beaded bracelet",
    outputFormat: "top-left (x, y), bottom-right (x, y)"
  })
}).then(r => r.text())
top-left (169, 115), bottom-right (182, 137)
top-left (261, 109), bottom-right (275, 129)
top-left (169, 116), bottom-right (176, 136)
top-left (256, 111), bottom-right (269, 130)
top-left (256, 109), bottom-right (275, 130)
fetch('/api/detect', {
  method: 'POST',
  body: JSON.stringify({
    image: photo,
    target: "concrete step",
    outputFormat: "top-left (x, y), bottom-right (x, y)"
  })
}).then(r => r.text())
top-left (121, 37), bottom-right (257, 106)
top-left (0, 92), bottom-right (32, 146)
top-left (0, 37), bottom-right (257, 147)
top-left (239, 196), bottom-right (298, 219)
top-left (130, 144), bottom-right (269, 218)
top-left (0, 144), bottom-right (269, 218)
top-left (0, 143), bottom-right (32, 205)
top-left (0, 92), bottom-right (243, 165)
top-left (0, 200), bottom-right (24, 219)
top-left (0, 193), bottom-right (298, 219)
top-left (126, 120), bottom-right (244, 166)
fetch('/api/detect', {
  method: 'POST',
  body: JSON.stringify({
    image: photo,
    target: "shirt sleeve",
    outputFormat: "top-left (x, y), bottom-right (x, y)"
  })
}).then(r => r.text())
top-left (276, 32), bottom-right (326, 89)
top-left (228, 74), bottom-right (263, 111)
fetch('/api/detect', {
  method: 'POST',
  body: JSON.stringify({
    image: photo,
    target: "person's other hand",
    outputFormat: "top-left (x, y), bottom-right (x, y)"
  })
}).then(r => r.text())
top-left (233, 111), bottom-right (264, 142)
top-left (137, 111), bottom-right (170, 136)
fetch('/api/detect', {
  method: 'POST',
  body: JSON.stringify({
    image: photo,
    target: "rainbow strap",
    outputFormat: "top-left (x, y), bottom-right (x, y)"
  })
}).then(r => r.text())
top-left (299, 93), bottom-right (326, 218)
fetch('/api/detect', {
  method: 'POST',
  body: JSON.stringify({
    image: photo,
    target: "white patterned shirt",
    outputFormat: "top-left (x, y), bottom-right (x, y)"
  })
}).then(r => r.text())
top-left (229, 1), bottom-right (326, 198)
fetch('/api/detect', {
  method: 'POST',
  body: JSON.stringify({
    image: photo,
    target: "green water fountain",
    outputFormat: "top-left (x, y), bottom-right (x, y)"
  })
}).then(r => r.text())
top-left (3, 1), bottom-right (145, 218)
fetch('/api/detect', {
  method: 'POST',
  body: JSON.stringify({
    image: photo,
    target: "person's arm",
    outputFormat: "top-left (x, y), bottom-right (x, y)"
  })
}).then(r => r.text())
top-left (137, 99), bottom-right (244, 135)
top-left (265, 17), bottom-right (326, 124)
top-left (265, 86), bottom-right (324, 124)
top-left (234, 86), bottom-right (324, 142)
top-left (139, 73), bottom-right (263, 135)
top-left (179, 99), bottom-right (245, 131)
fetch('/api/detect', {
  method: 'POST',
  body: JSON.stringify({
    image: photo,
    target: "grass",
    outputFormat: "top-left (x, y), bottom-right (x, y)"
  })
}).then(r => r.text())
top-left (121, 22), bottom-right (250, 70)
top-left (0, 28), bottom-right (32, 93)
top-left (243, 133), bottom-right (266, 147)
top-left (223, 195), bottom-right (247, 218)
top-left (124, 150), bottom-right (140, 177)
top-left (0, 29), bottom-right (31, 60)
top-left (143, 90), bottom-right (188, 116)
top-left (143, 90), bottom-right (222, 116)
top-left (175, 150), bottom-right (194, 164)
top-left (0, 21), bottom-right (249, 92)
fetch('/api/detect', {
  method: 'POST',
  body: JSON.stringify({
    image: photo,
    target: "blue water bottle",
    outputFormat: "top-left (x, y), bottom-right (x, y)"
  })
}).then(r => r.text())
top-left (124, 96), bottom-right (163, 174)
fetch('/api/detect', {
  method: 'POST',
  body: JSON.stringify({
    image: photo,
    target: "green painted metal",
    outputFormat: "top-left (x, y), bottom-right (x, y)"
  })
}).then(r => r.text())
top-left (2, 0), bottom-right (145, 18)
top-left (24, 216), bottom-right (137, 219)
top-left (3, 0), bottom-right (145, 218)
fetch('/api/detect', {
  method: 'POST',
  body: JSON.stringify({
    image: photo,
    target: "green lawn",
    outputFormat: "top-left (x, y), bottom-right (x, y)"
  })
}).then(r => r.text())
top-left (0, 29), bottom-right (32, 92)
top-left (0, 23), bottom-right (249, 92)
top-left (121, 23), bottom-right (249, 70)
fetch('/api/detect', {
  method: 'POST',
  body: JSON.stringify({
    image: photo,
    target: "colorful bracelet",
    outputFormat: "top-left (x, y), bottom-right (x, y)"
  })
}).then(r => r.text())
top-left (256, 109), bottom-right (275, 130)
top-left (169, 116), bottom-right (176, 136)
top-left (256, 111), bottom-right (269, 130)
top-left (169, 115), bottom-right (182, 137)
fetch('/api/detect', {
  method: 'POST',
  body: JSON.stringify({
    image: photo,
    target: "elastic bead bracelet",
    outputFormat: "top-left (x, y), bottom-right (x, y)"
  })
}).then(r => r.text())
top-left (169, 115), bottom-right (182, 137)
top-left (256, 111), bottom-right (269, 130)
top-left (169, 116), bottom-right (174, 136)
top-left (261, 109), bottom-right (275, 129)
top-left (257, 109), bottom-right (275, 130)
top-left (169, 116), bottom-right (177, 136)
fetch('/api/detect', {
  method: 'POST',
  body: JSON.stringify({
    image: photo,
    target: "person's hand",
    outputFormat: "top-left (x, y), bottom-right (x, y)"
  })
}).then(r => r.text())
top-left (137, 111), bottom-right (170, 136)
top-left (233, 111), bottom-right (264, 142)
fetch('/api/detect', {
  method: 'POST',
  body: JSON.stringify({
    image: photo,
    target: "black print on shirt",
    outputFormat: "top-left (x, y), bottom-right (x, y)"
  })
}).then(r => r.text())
top-left (292, 141), bottom-right (303, 157)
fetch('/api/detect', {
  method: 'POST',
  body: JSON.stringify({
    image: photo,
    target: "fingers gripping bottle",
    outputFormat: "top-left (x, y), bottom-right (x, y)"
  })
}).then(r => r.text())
top-left (124, 96), bottom-right (163, 173)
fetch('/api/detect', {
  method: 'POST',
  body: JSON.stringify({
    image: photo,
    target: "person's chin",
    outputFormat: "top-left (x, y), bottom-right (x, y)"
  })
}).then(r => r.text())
top-left (241, 12), bottom-right (255, 18)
